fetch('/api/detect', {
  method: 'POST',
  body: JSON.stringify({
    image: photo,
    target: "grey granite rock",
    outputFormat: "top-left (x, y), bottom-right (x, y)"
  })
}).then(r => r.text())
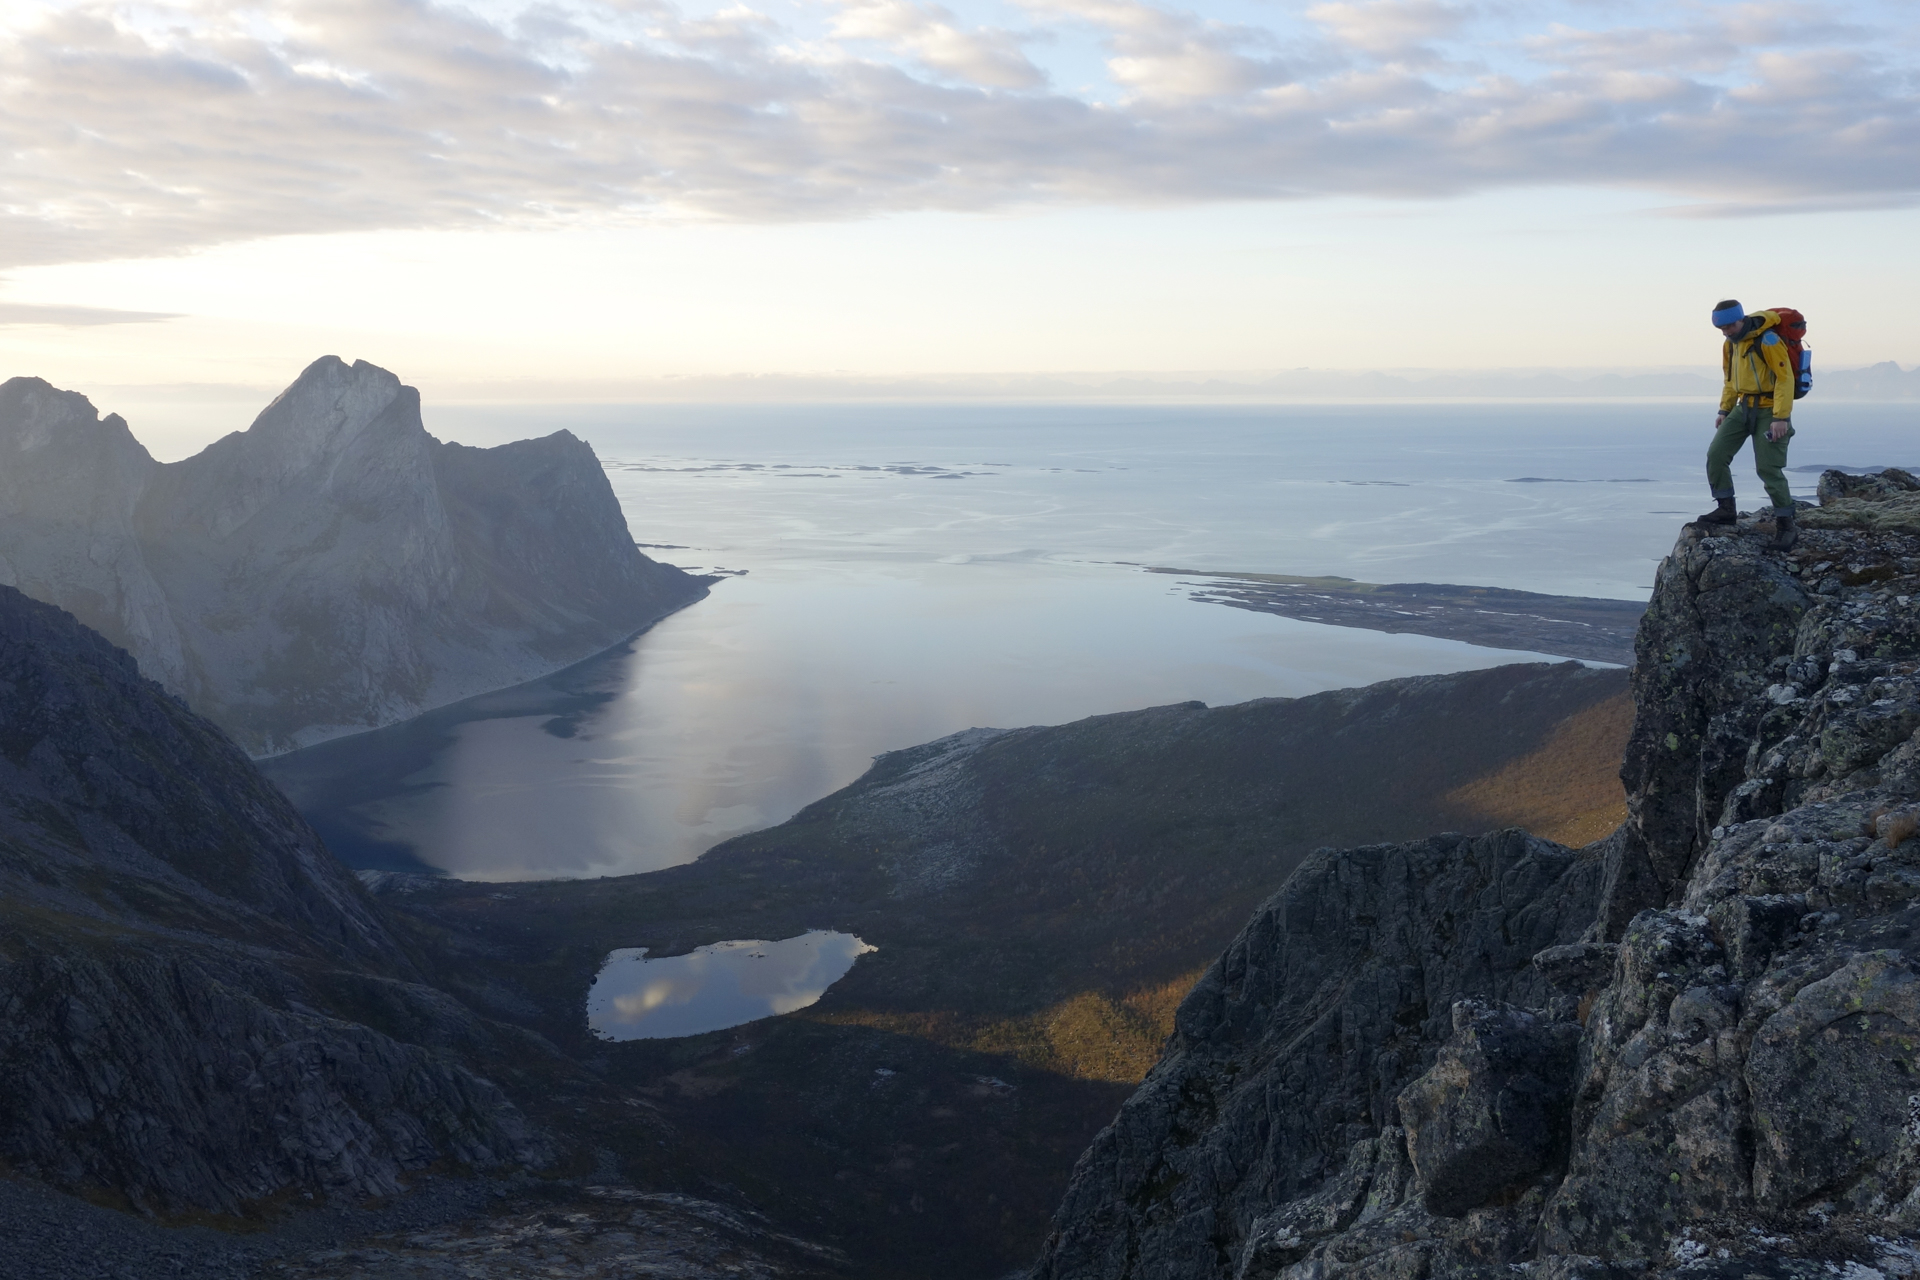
top-left (1530, 943), bottom-right (1619, 997)
top-left (1603, 516), bottom-right (1812, 937)
top-left (1817, 466), bottom-right (1920, 505)
top-left (1032, 828), bottom-right (1605, 1279)
top-left (0, 359), bottom-right (706, 754)
top-left (1035, 488), bottom-right (1920, 1278)
top-left (1398, 1000), bottom-right (1578, 1217)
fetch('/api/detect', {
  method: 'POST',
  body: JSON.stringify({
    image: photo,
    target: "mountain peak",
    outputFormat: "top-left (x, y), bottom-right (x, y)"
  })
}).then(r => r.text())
top-left (0, 375), bottom-right (151, 465)
top-left (230, 353), bottom-right (412, 470)
top-left (1, 361), bottom-right (707, 754)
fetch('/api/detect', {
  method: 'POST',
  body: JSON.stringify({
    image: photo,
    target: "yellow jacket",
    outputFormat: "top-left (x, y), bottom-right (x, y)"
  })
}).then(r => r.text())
top-left (1719, 311), bottom-right (1796, 419)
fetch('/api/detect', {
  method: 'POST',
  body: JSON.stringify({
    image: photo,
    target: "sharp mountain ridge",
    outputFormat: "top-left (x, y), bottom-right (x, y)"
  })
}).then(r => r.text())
top-left (0, 357), bottom-right (707, 755)
top-left (0, 583), bottom-right (550, 1218)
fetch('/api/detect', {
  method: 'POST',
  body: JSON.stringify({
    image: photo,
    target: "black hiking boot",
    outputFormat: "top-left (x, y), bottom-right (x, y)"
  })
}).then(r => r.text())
top-left (1695, 497), bottom-right (1737, 526)
top-left (1769, 508), bottom-right (1798, 551)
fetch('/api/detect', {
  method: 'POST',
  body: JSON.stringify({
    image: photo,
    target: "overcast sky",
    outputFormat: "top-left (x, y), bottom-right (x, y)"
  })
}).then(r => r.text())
top-left (2, 0), bottom-right (1917, 414)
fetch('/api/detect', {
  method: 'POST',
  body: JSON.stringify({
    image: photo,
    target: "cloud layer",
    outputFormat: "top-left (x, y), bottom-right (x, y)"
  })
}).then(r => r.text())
top-left (3, 0), bottom-right (1916, 267)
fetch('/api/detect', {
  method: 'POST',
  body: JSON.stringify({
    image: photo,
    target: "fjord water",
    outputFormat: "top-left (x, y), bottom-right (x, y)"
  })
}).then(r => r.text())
top-left (263, 402), bottom-right (1914, 881)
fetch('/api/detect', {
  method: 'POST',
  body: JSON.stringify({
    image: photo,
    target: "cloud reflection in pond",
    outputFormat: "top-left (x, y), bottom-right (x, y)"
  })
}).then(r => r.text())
top-left (587, 930), bottom-right (876, 1041)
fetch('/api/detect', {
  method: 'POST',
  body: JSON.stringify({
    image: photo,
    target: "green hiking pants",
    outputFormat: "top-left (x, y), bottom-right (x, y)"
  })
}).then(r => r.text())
top-left (1707, 403), bottom-right (1795, 512)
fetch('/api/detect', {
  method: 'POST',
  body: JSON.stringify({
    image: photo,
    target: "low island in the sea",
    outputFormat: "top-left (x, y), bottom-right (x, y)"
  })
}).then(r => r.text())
top-left (1155, 567), bottom-right (1646, 665)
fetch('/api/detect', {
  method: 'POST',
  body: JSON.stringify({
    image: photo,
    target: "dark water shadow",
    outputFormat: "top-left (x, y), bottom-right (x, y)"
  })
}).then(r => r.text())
top-left (259, 638), bottom-right (643, 874)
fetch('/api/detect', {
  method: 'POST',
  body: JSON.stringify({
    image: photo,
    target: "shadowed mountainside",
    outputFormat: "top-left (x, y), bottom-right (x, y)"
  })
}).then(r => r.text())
top-left (0, 583), bottom-right (549, 1215)
top-left (0, 359), bottom-right (706, 755)
top-left (0, 584), bottom-right (849, 1280)
top-left (364, 659), bottom-right (1629, 1278)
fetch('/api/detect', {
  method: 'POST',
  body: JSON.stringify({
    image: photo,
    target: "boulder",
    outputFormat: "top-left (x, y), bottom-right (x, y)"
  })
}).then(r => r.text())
top-left (1747, 951), bottom-right (1920, 1216)
top-left (1398, 1000), bottom-right (1578, 1217)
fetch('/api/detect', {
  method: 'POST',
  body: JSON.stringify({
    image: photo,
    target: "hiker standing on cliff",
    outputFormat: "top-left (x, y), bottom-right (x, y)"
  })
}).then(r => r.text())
top-left (1696, 299), bottom-right (1802, 550)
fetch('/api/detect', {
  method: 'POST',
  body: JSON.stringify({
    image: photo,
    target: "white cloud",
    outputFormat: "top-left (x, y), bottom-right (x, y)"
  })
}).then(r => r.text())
top-left (1523, 22), bottom-right (1738, 75)
top-left (1304, 0), bottom-right (1467, 60)
top-left (1028, 0), bottom-right (1288, 100)
top-left (0, 0), bottom-right (1915, 267)
top-left (832, 0), bottom-right (1044, 89)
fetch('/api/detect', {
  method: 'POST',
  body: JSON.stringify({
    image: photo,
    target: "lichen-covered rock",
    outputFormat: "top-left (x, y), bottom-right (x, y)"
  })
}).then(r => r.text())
top-left (1745, 950), bottom-right (1920, 1215)
top-left (1816, 466), bottom-right (1920, 506)
top-left (1035, 482), bottom-right (1920, 1279)
top-left (1233, 1132), bottom-right (1413, 1279)
top-left (1398, 1000), bottom-right (1578, 1217)
top-left (1806, 469), bottom-right (1920, 535)
top-left (1539, 908), bottom-right (1751, 1256)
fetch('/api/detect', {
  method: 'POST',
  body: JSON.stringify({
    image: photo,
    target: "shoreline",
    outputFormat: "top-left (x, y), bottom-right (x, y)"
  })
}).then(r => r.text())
top-left (251, 575), bottom-right (717, 762)
top-left (1154, 567), bottom-right (1646, 666)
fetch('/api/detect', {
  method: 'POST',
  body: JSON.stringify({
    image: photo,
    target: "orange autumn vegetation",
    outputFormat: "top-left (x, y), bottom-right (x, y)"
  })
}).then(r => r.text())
top-left (1444, 690), bottom-right (1634, 847)
top-left (809, 689), bottom-right (1636, 1086)
top-left (811, 969), bottom-right (1206, 1084)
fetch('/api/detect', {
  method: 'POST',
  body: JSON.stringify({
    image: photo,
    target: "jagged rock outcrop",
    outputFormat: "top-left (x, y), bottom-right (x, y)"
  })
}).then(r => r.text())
top-left (1398, 1000), bottom-right (1579, 1219)
top-left (1033, 829), bottom-right (1607, 1278)
top-left (0, 376), bottom-right (185, 684)
top-left (1035, 480), bottom-right (1920, 1279)
top-left (0, 585), bottom-right (549, 1213)
top-left (0, 358), bottom-right (706, 754)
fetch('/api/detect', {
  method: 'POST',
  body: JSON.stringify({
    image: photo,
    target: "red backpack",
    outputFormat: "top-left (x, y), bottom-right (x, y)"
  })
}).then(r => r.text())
top-left (1763, 307), bottom-right (1813, 399)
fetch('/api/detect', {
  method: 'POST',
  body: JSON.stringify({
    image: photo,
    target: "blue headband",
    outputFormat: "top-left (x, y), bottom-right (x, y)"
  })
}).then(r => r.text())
top-left (1711, 303), bottom-right (1745, 328)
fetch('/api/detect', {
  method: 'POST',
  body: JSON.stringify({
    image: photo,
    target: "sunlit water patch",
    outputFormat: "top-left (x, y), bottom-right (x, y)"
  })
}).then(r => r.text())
top-left (586, 931), bottom-right (876, 1040)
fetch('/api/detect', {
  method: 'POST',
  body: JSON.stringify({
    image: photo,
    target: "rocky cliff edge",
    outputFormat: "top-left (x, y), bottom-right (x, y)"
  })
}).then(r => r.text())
top-left (1036, 473), bottom-right (1920, 1280)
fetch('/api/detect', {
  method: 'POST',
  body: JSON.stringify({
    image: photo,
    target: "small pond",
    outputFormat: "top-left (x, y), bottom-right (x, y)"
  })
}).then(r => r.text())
top-left (586, 930), bottom-right (876, 1041)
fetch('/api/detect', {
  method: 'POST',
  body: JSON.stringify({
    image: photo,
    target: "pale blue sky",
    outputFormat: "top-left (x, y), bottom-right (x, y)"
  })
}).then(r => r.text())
top-left (1, 0), bottom-right (1916, 404)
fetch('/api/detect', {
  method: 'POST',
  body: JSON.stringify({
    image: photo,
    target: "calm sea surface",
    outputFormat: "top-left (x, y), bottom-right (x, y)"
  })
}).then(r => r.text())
top-left (262, 402), bottom-right (1919, 881)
